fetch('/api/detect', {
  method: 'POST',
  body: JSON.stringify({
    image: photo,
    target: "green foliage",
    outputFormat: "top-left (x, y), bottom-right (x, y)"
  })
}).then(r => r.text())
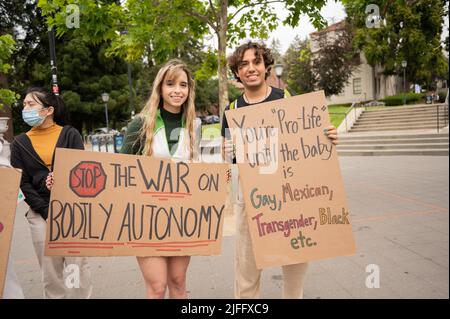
top-left (311, 23), bottom-right (360, 96)
top-left (0, 89), bottom-right (20, 109)
top-left (437, 88), bottom-right (448, 103)
top-left (228, 83), bottom-right (242, 102)
top-left (37, 0), bottom-right (329, 112)
top-left (0, 34), bottom-right (19, 109)
top-left (328, 105), bottom-right (352, 128)
top-left (283, 36), bottom-right (315, 95)
top-left (194, 51), bottom-right (219, 81)
top-left (270, 38), bottom-right (283, 63)
top-left (342, 0), bottom-right (449, 87)
top-left (380, 93), bottom-right (425, 106)
top-left (0, 34), bottom-right (15, 73)
top-left (328, 103), bottom-right (352, 108)
top-left (283, 24), bottom-right (358, 97)
top-left (38, 0), bottom-right (122, 44)
top-left (201, 123), bottom-right (221, 140)
top-left (194, 78), bottom-right (243, 112)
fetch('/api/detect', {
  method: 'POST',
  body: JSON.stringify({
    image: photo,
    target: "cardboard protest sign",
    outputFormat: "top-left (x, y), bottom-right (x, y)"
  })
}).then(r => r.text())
top-left (225, 91), bottom-right (356, 269)
top-left (0, 167), bottom-right (21, 298)
top-left (45, 148), bottom-right (229, 257)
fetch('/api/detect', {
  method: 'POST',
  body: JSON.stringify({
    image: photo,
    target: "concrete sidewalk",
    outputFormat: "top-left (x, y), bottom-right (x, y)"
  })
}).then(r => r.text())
top-left (8, 156), bottom-right (449, 299)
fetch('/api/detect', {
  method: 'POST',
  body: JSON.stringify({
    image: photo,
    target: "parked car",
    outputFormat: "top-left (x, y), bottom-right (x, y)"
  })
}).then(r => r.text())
top-left (90, 127), bottom-right (119, 135)
top-left (202, 115), bottom-right (220, 124)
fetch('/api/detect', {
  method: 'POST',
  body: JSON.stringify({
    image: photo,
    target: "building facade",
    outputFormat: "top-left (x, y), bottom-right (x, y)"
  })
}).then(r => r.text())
top-left (309, 21), bottom-right (402, 105)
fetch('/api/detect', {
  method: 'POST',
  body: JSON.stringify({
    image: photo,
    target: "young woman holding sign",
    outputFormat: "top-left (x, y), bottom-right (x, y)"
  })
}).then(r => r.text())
top-left (121, 59), bottom-right (201, 299)
top-left (10, 87), bottom-right (92, 299)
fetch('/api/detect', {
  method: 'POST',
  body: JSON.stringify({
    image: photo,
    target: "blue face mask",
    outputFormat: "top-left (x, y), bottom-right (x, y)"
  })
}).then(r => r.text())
top-left (22, 109), bottom-right (46, 127)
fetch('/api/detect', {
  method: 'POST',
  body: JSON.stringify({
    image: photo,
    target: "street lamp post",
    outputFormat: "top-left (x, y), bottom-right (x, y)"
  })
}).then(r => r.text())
top-left (274, 64), bottom-right (284, 89)
top-left (101, 92), bottom-right (110, 133)
top-left (402, 60), bottom-right (407, 105)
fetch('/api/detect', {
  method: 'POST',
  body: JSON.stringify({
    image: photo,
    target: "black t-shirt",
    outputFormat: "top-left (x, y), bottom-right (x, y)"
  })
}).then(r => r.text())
top-left (160, 106), bottom-right (183, 154)
top-left (221, 86), bottom-right (285, 138)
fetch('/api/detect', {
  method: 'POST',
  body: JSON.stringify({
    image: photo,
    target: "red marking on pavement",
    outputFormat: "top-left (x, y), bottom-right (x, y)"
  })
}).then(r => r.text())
top-left (0, 222), bottom-right (4, 233)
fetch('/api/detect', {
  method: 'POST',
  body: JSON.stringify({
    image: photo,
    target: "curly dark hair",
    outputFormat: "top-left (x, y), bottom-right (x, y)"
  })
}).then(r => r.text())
top-left (228, 41), bottom-right (274, 83)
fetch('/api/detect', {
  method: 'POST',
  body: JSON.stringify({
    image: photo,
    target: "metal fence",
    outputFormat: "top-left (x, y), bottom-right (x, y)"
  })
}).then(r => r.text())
top-left (86, 133), bottom-right (124, 153)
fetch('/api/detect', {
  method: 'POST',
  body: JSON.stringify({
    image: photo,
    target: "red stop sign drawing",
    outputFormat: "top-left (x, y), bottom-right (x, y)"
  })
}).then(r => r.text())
top-left (69, 161), bottom-right (107, 198)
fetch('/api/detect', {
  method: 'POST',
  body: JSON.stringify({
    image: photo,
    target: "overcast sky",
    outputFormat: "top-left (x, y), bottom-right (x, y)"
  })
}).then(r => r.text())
top-left (267, 0), bottom-right (347, 53)
top-left (217, 0), bottom-right (346, 54)
top-left (222, 0), bottom-right (449, 55)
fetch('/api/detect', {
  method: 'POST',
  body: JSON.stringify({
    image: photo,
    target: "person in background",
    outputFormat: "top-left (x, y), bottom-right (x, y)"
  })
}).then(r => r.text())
top-left (10, 87), bottom-right (92, 299)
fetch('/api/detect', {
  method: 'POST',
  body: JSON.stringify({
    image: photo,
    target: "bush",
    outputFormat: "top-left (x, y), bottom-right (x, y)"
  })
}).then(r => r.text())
top-left (381, 93), bottom-right (425, 106)
top-left (437, 89), bottom-right (448, 103)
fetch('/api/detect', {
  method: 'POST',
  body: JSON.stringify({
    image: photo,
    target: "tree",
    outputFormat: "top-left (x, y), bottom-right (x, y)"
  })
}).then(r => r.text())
top-left (1, 1), bottom-right (147, 135)
top-left (283, 24), bottom-right (358, 97)
top-left (38, 0), bottom-right (329, 115)
top-left (270, 38), bottom-right (283, 63)
top-left (283, 36), bottom-right (315, 94)
top-left (0, 34), bottom-right (18, 109)
top-left (342, 0), bottom-right (448, 89)
top-left (0, 34), bottom-right (19, 141)
top-left (1, 0), bottom-right (47, 138)
top-left (311, 22), bottom-right (359, 96)
top-left (56, 37), bottom-right (134, 134)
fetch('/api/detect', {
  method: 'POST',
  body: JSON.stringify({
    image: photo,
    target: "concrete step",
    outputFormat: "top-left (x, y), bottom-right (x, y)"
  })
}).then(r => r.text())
top-left (351, 123), bottom-right (446, 130)
top-left (350, 126), bottom-right (446, 132)
top-left (337, 149), bottom-right (449, 156)
top-left (357, 116), bottom-right (448, 123)
top-left (362, 106), bottom-right (447, 115)
top-left (338, 138), bottom-right (449, 145)
top-left (352, 122), bottom-right (446, 128)
top-left (360, 111), bottom-right (448, 120)
top-left (339, 133), bottom-right (449, 140)
top-left (337, 143), bottom-right (449, 150)
top-left (362, 107), bottom-right (447, 114)
top-left (353, 121), bottom-right (446, 128)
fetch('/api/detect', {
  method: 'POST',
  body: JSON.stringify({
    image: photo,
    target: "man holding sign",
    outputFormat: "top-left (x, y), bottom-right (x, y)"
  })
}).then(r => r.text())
top-left (221, 42), bottom-right (341, 299)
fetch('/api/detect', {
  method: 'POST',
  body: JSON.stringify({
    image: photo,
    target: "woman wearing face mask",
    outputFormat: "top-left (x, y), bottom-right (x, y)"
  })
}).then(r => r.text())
top-left (121, 59), bottom-right (201, 299)
top-left (10, 87), bottom-right (92, 299)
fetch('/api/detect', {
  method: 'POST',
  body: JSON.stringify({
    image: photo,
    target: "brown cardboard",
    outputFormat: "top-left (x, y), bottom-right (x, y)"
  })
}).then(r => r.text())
top-left (225, 91), bottom-right (356, 269)
top-left (0, 167), bottom-right (21, 298)
top-left (44, 148), bottom-right (229, 257)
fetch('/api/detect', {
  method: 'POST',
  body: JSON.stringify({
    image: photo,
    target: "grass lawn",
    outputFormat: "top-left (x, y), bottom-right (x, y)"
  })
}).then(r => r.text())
top-left (328, 105), bottom-right (351, 128)
top-left (201, 123), bottom-right (221, 139)
top-left (200, 103), bottom-right (402, 135)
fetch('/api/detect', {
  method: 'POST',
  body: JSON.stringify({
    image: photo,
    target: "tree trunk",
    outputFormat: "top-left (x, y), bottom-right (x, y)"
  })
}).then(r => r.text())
top-left (372, 64), bottom-right (377, 100)
top-left (217, 0), bottom-right (229, 119)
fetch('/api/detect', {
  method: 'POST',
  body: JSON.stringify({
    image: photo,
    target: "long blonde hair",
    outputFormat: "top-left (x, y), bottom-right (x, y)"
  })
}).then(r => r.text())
top-left (138, 59), bottom-right (196, 160)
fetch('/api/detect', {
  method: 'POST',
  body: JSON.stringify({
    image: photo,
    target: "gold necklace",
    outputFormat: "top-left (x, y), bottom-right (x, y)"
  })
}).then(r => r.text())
top-left (243, 85), bottom-right (270, 104)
